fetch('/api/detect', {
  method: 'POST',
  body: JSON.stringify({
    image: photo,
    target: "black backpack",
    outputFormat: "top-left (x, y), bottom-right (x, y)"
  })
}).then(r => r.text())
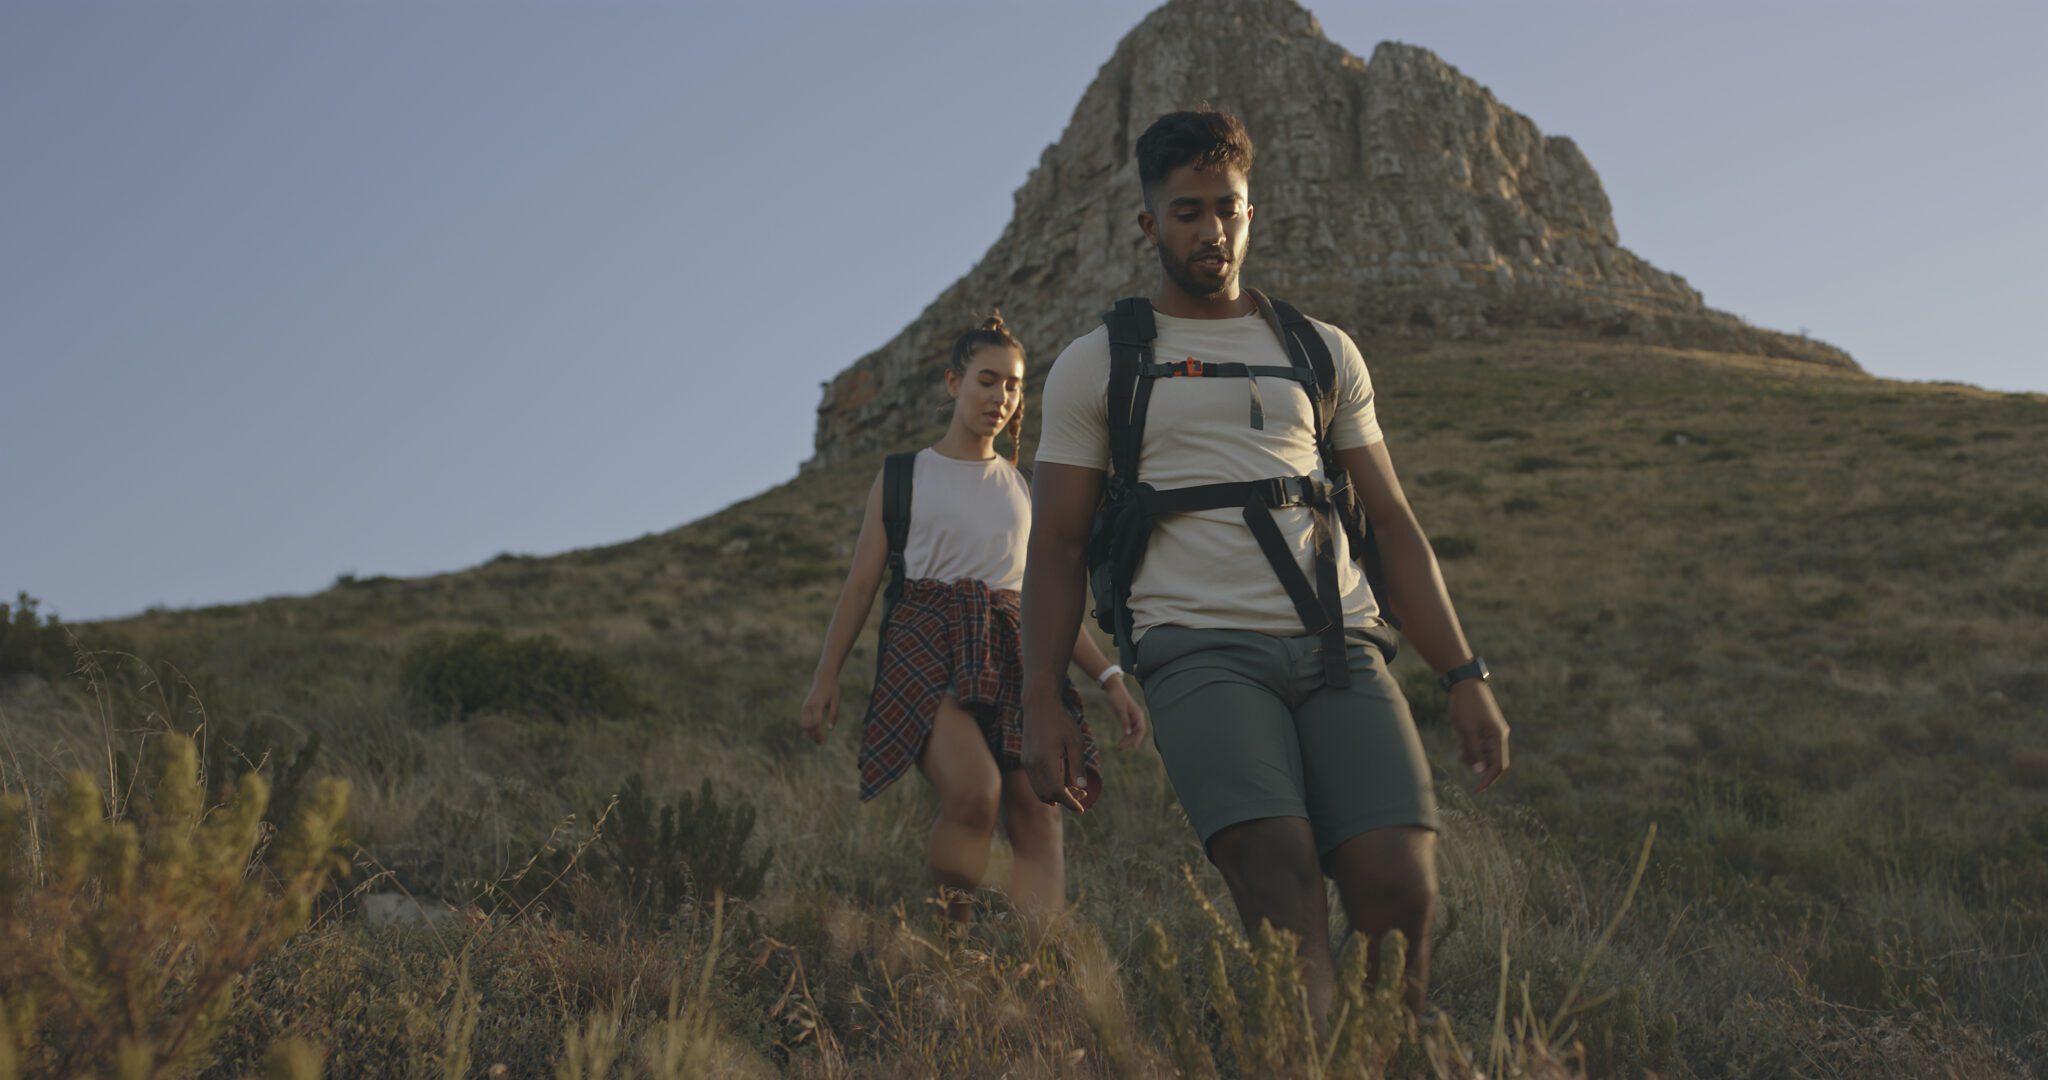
top-left (1084, 289), bottom-right (1394, 687)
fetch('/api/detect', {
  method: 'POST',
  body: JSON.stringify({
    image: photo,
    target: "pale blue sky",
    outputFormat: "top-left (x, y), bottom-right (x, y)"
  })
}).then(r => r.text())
top-left (3, 0), bottom-right (2041, 621)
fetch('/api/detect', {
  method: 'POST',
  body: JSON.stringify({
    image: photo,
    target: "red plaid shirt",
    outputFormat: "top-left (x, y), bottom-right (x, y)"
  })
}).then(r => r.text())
top-left (859, 576), bottom-right (1103, 804)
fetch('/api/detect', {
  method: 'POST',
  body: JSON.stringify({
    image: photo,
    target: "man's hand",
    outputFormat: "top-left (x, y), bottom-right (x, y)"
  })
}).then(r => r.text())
top-left (1022, 692), bottom-right (1088, 812)
top-left (799, 674), bottom-right (839, 745)
top-left (1448, 681), bottom-right (1508, 792)
top-left (1105, 677), bottom-right (1148, 750)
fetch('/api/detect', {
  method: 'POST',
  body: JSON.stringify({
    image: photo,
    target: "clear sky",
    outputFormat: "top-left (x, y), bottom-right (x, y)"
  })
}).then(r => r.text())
top-left (3, 0), bottom-right (2041, 621)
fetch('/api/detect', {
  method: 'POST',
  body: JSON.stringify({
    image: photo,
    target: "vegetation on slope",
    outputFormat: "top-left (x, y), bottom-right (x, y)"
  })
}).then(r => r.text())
top-left (3, 337), bottom-right (2043, 1076)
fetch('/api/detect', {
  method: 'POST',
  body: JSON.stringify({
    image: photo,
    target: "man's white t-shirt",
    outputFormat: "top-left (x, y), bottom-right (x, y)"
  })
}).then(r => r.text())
top-left (1033, 306), bottom-right (1385, 639)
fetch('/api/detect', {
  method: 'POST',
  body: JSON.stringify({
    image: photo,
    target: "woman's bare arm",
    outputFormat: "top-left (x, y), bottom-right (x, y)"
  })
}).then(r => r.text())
top-left (801, 470), bottom-right (890, 743)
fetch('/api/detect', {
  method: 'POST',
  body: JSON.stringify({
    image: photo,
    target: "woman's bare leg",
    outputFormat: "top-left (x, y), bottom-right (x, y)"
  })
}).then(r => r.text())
top-left (916, 696), bottom-right (1002, 923)
top-left (999, 770), bottom-right (1065, 922)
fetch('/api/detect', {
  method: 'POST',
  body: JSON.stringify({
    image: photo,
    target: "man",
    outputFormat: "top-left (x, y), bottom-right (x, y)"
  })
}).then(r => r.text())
top-left (1019, 109), bottom-right (1508, 1021)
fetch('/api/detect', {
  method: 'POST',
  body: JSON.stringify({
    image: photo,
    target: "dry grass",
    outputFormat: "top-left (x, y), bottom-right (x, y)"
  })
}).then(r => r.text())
top-left (2, 338), bottom-right (2044, 1076)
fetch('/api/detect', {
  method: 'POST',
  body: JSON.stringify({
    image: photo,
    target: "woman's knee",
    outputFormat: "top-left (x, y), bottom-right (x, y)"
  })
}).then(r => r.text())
top-left (1001, 781), bottom-right (1062, 848)
top-left (938, 775), bottom-right (1002, 832)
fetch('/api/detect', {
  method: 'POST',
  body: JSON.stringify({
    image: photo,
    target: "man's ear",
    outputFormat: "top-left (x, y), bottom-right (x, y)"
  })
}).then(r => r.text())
top-left (1137, 209), bottom-right (1157, 247)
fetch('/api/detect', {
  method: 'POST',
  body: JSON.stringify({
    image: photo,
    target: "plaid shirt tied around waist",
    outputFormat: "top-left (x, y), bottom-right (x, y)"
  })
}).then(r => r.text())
top-left (858, 576), bottom-right (1103, 804)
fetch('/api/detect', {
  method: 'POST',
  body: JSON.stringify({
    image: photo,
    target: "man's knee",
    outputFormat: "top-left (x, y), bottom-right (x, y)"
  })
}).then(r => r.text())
top-left (1365, 865), bottom-right (1437, 927)
top-left (1335, 836), bottom-right (1449, 930)
top-left (1212, 821), bottom-right (1325, 916)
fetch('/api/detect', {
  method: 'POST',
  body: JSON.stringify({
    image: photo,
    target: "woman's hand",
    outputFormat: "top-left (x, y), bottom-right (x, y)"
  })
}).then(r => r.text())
top-left (1105, 676), bottom-right (1148, 750)
top-left (800, 673), bottom-right (840, 745)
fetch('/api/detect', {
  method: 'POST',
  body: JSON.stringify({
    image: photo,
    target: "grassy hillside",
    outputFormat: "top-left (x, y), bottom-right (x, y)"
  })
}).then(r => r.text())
top-left (5, 336), bottom-right (2045, 1077)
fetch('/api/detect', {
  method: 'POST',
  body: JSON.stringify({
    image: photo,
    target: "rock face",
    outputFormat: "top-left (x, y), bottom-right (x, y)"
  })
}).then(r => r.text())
top-left (809, 0), bottom-right (1855, 469)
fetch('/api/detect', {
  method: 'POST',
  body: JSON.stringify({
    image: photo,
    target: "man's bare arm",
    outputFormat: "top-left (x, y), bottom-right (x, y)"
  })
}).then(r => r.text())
top-left (1336, 444), bottom-right (1471, 672)
top-left (1337, 442), bottom-right (1509, 790)
top-left (1020, 461), bottom-right (1106, 807)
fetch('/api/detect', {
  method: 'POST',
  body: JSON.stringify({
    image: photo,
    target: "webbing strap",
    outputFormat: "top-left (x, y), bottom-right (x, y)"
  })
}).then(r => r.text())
top-left (880, 451), bottom-right (917, 615)
top-left (1139, 360), bottom-right (1309, 382)
top-left (1095, 294), bottom-right (1365, 681)
top-left (1133, 475), bottom-right (1352, 687)
top-left (1104, 298), bottom-right (1154, 500)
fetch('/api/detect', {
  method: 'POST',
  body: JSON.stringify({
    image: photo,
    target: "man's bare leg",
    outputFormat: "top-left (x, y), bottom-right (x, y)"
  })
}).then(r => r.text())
top-left (1207, 815), bottom-right (1337, 1022)
top-left (1326, 826), bottom-right (1438, 1016)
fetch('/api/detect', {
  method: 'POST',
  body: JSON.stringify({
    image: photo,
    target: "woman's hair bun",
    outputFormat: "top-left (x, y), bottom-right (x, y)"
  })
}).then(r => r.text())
top-left (981, 309), bottom-right (1007, 333)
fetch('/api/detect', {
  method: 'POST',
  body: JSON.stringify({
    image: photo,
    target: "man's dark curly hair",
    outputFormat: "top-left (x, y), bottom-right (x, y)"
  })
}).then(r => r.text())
top-left (1135, 108), bottom-right (1255, 208)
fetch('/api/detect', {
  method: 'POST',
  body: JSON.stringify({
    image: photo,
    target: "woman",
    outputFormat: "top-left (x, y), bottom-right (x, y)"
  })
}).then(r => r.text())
top-left (801, 312), bottom-right (1147, 923)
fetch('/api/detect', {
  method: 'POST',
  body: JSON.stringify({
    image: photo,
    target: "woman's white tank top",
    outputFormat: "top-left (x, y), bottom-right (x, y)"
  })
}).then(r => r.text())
top-left (902, 448), bottom-right (1031, 593)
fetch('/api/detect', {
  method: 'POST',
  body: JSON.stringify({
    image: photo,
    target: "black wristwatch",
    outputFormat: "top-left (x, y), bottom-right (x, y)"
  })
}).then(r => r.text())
top-left (1438, 655), bottom-right (1490, 691)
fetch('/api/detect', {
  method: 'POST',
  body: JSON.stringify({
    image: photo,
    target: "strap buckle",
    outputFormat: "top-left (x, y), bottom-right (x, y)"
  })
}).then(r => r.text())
top-left (1180, 357), bottom-right (1203, 377)
top-left (1259, 475), bottom-right (1331, 507)
top-left (1261, 476), bottom-right (1306, 506)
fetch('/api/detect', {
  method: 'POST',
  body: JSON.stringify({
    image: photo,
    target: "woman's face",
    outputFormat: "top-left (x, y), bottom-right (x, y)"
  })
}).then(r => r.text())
top-left (949, 345), bottom-right (1025, 441)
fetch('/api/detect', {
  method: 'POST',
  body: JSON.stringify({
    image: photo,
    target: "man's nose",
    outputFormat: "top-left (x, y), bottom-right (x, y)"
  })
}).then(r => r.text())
top-left (1195, 213), bottom-right (1225, 242)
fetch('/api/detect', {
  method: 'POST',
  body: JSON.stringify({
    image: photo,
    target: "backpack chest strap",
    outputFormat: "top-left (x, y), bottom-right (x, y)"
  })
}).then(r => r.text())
top-left (1128, 474), bottom-right (1352, 687)
top-left (1141, 359), bottom-right (1310, 382)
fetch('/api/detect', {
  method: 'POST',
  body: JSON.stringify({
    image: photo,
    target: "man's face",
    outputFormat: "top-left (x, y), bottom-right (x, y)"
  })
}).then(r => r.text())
top-left (1141, 164), bottom-right (1252, 299)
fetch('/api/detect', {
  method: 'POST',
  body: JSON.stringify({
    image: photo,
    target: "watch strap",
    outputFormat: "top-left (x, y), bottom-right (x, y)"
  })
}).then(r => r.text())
top-left (1438, 655), bottom-right (1490, 691)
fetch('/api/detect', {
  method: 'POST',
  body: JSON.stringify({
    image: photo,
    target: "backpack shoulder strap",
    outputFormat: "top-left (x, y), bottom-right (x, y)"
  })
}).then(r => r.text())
top-left (880, 451), bottom-right (917, 608)
top-left (1262, 294), bottom-right (1339, 442)
top-left (1102, 297), bottom-right (1157, 496)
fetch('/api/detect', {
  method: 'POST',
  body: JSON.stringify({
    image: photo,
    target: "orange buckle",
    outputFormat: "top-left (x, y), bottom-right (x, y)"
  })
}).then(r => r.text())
top-left (1181, 357), bottom-right (1203, 376)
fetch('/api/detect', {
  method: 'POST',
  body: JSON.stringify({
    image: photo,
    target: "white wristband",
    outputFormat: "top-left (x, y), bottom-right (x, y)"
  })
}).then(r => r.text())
top-left (1096, 664), bottom-right (1124, 686)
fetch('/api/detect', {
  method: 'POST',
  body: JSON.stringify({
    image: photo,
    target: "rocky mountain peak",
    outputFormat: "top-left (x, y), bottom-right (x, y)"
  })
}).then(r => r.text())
top-left (808, 0), bottom-right (1853, 469)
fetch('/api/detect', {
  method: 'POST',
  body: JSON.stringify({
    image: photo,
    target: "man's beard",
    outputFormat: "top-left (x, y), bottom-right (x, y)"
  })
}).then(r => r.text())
top-left (1158, 239), bottom-right (1247, 298)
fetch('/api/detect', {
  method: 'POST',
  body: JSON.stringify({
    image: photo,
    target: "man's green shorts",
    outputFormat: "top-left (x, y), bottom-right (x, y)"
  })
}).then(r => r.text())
top-left (1135, 622), bottom-right (1440, 864)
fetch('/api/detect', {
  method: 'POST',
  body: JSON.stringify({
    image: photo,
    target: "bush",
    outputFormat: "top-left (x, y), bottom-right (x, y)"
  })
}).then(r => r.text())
top-left (1432, 535), bottom-right (1480, 560)
top-left (1993, 501), bottom-right (2048, 529)
top-left (0, 592), bottom-right (74, 682)
top-left (598, 775), bottom-right (774, 913)
top-left (0, 734), bottom-right (351, 1076)
top-left (399, 630), bottom-right (638, 723)
top-left (497, 776), bottom-right (774, 929)
top-left (203, 717), bottom-right (324, 844)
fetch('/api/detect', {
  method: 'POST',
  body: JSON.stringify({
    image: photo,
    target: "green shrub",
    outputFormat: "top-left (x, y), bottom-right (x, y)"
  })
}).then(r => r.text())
top-left (499, 776), bottom-right (773, 928)
top-left (1510, 455), bottom-right (1570, 473)
top-left (0, 592), bottom-right (74, 681)
top-left (1432, 535), bottom-right (1480, 560)
top-left (597, 776), bottom-right (774, 915)
top-left (1993, 501), bottom-right (2048, 529)
top-left (203, 717), bottom-right (324, 843)
top-left (399, 630), bottom-right (638, 723)
top-left (1502, 496), bottom-right (1543, 515)
top-left (0, 734), bottom-right (350, 1076)
top-left (1800, 592), bottom-right (1865, 620)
